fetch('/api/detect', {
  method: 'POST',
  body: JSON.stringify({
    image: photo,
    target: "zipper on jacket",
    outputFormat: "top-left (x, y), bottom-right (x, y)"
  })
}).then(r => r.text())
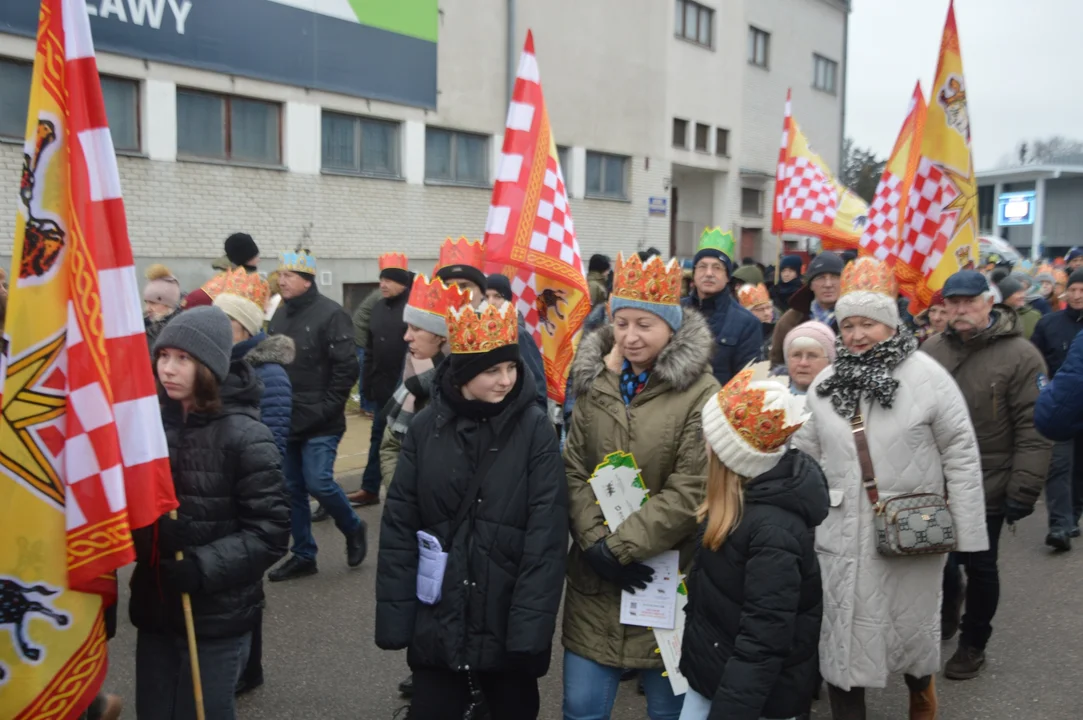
top-left (991, 382), bottom-right (997, 420)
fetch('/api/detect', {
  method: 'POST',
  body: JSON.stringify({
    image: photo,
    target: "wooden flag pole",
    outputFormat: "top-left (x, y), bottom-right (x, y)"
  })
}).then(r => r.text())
top-left (774, 234), bottom-right (784, 285)
top-left (170, 509), bottom-right (206, 720)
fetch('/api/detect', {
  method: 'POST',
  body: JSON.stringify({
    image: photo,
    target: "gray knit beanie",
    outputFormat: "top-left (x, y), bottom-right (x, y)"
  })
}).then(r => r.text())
top-left (153, 306), bottom-right (234, 382)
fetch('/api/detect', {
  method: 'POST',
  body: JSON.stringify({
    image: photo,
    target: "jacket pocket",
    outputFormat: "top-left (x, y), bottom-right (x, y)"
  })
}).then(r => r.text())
top-left (565, 546), bottom-right (603, 595)
top-left (814, 490), bottom-right (847, 557)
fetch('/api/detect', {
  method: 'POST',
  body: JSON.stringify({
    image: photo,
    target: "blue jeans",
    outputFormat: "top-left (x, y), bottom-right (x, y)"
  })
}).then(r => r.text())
top-left (563, 650), bottom-right (683, 720)
top-left (283, 434), bottom-right (361, 562)
top-left (356, 348), bottom-right (377, 414)
top-left (1046, 439), bottom-right (1077, 534)
top-left (135, 631), bottom-right (251, 720)
top-left (678, 687), bottom-right (797, 720)
top-left (360, 403), bottom-right (388, 494)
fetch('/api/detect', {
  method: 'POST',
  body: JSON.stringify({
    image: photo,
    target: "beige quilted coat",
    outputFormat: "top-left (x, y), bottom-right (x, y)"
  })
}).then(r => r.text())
top-left (793, 350), bottom-right (988, 690)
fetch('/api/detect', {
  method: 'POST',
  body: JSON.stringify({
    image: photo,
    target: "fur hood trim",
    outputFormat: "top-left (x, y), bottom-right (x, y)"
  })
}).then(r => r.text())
top-left (245, 334), bottom-right (296, 367)
top-left (571, 307), bottom-right (713, 396)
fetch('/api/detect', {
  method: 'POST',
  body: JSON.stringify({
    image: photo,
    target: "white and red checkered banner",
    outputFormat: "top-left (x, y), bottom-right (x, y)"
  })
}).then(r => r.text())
top-left (1, 2), bottom-right (177, 716)
top-left (483, 30), bottom-right (589, 406)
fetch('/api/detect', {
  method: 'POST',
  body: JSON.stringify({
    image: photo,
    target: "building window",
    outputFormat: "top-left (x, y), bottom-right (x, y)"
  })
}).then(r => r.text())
top-left (100, 76), bottom-right (140, 152)
top-left (557, 145), bottom-right (571, 186)
top-left (694, 123), bottom-right (710, 153)
top-left (716, 128), bottom-right (729, 156)
top-left (748, 27), bottom-right (770, 68)
top-left (321, 111), bottom-right (401, 178)
top-left (741, 188), bottom-right (764, 217)
top-left (425, 127), bottom-right (489, 186)
top-left (672, 118), bottom-right (688, 148)
top-left (0, 58), bottom-right (32, 139)
top-left (177, 89), bottom-right (281, 165)
top-left (585, 151), bottom-right (629, 200)
top-left (813, 54), bottom-right (839, 94)
top-left (675, 0), bottom-right (713, 49)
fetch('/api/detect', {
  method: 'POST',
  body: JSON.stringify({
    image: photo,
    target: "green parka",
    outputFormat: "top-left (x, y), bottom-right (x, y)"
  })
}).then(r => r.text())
top-left (562, 307), bottom-right (719, 669)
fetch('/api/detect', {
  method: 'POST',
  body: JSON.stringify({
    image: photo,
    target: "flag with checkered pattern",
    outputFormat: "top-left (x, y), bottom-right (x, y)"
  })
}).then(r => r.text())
top-left (896, 1), bottom-right (978, 312)
top-left (0, 3), bottom-right (177, 717)
top-left (858, 82), bottom-right (927, 265)
top-left (483, 30), bottom-right (589, 407)
top-left (773, 89), bottom-right (870, 249)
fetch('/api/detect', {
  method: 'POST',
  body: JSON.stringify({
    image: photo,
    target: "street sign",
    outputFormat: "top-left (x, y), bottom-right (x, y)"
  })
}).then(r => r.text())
top-left (648, 197), bottom-right (668, 216)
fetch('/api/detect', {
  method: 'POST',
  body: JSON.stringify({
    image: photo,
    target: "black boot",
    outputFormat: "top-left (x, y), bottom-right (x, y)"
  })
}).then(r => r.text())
top-left (347, 520), bottom-right (368, 567)
top-left (945, 644), bottom-right (986, 680)
top-left (827, 683), bottom-right (866, 720)
top-left (268, 555), bottom-right (318, 582)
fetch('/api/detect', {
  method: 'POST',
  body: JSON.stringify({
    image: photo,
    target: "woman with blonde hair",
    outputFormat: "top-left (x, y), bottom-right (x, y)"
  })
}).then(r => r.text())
top-left (678, 364), bottom-right (827, 720)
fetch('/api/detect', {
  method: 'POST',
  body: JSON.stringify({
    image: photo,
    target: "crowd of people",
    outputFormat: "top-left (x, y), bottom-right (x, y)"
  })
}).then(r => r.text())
top-left (58, 230), bottom-right (1083, 720)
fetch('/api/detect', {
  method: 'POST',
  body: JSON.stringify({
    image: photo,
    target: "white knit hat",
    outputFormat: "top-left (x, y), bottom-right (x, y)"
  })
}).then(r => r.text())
top-left (214, 293), bottom-right (265, 336)
top-left (702, 362), bottom-right (810, 479)
top-left (834, 257), bottom-right (900, 328)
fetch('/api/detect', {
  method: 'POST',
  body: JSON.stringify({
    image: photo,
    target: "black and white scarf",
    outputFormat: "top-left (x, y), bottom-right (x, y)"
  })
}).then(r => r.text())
top-left (386, 352), bottom-right (445, 438)
top-left (817, 327), bottom-right (918, 419)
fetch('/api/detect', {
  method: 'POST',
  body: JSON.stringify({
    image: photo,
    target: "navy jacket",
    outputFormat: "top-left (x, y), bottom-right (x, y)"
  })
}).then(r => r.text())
top-left (232, 333), bottom-right (295, 458)
top-left (1031, 307), bottom-right (1083, 377)
top-left (682, 290), bottom-right (763, 385)
top-left (517, 313), bottom-right (548, 411)
top-left (1036, 329), bottom-right (1083, 441)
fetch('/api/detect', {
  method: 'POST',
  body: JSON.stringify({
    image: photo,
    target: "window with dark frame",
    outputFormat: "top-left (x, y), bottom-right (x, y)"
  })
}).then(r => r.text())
top-left (813, 54), bottom-right (839, 94)
top-left (672, 118), bottom-right (688, 149)
top-left (741, 188), bottom-right (764, 217)
top-left (748, 27), bottom-right (770, 68)
top-left (425, 127), bottom-right (489, 186)
top-left (0, 58), bottom-right (33, 139)
top-left (557, 145), bottom-right (572, 187)
top-left (675, 0), bottom-right (714, 49)
top-left (716, 128), bottom-right (729, 156)
top-left (694, 123), bottom-right (710, 152)
top-left (321, 111), bottom-right (401, 178)
top-left (585, 151), bottom-right (629, 200)
top-left (100, 76), bottom-right (140, 152)
top-left (176, 89), bottom-right (281, 165)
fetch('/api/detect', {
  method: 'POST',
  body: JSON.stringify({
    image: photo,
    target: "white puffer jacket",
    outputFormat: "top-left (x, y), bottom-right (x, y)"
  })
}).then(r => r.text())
top-left (793, 351), bottom-right (988, 690)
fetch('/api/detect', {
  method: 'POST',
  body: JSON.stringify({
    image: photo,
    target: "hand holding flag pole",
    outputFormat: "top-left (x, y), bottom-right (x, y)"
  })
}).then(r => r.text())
top-left (170, 510), bottom-right (206, 720)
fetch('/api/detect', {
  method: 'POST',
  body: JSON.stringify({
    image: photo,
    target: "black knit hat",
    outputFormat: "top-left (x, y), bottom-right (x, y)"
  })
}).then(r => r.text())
top-left (588, 254), bottom-right (611, 274)
top-left (379, 267), bottom-right (414, 286)
top-left (1068, 268), bottom-right (1083, 288)
top-left (804, 252), bottom-right (844, 282)
top-left (436, 264), bottom-right (488, 293)
top-left (486, 273), bottom-right (513, 302)
top-left (450, 344), bottom-right (521, 386)
top-left (780, 255), bottom-right (803, 273)
top-left (224, 232), bottom-right (259, 267)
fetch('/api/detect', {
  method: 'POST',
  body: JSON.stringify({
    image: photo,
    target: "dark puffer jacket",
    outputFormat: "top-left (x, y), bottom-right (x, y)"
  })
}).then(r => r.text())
top-left (364, 288), bottom-right (411, 408)
top-left (269, 283), bottom-right (359, 440)
top-left (680, 450), bottom-right (828, 720)
top-left (682, 290), bottom-right (763, 385)
top-left (130, 361), bottom-right (290, 639)
top-left (375, 363), bottom-right (568, 675)
top-left (1031, 306), bottom-right (1083, 377)
top-left (232, 332), bottom-right (295, 458)
top-left (1036, 329), bottom-right (1083, 441)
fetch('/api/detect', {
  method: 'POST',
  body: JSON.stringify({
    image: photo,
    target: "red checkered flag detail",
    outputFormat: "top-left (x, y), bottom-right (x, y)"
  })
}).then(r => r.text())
top-left (898, 158), bottom-right (959, 275)
top-left (859, 172), bottom-right (902, 262)
top-left (777, 156), bottom-right (840, 226)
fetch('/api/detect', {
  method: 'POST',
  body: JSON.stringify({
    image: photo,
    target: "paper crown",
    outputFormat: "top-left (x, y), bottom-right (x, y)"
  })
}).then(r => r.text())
top-left (841, 256), bottom-right (898, 298)
top-left (279, 249), bottom-right (317, 275)
top-left (379, 252), bottom-right (409, 272)
top-left (698, 227), bottom-right (736, 262)
top-left (737, 283), bottom-right (771, 310)
top-left (219, 267), bottom-right (270, 309)
top-left (436, 237), bottom-right (486, 272)
top-left (447, 301), bottom-right (518, 355)
top-left (611, 252), bottom-right (683, 306)
top-left (404, 274), bottom-right (471, 336)
top-left (196, 271), bottom-right (230, 301)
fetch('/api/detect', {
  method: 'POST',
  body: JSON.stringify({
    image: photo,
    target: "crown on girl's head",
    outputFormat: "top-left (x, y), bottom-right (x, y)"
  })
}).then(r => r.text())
top-left (219, 267), bottom-right (270, 308)
top-left (737, 283), bottom-right (771, 310)
top-left (611, 252), bottom-right (682, 306)
top-left (407, 274), bottom-right (471, 319)
top-left (436, 237), bottom-right (486, 272)
top-left (379, 252), bottom-right (409, 272)
top-left (279, 249), bottom-right (317, 275)
top-left (841, 256), bottom-right (897, 298)
top-left (714, 363), bottom-right (808, 454)
top-left (447, 301), bottom-right (518, 355)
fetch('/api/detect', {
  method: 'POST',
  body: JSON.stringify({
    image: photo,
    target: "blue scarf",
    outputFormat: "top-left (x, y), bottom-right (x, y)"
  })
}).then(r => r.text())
top-left (620, 359), bottom-right (651, 406)
top-left (810, 299), bottom-right (835, 327)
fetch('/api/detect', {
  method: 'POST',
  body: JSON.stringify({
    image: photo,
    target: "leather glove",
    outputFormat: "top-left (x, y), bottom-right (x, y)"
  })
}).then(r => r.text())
top-left (583, 540), bottom-right (655, 592)
top-left (160, 558), bottom-right (202, 595)
top-left (158, 514), bottom-right (194, 556)
top-left (1004, 498), bottom-right (1034, 525)
top-left (505, 649), bottom-right (552, 679)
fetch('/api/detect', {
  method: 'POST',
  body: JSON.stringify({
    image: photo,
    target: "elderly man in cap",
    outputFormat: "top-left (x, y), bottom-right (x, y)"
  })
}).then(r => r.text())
top-left (769, 251), bottom-right (845, 366)
top-left (923, 270), bottom-right (1052, 680)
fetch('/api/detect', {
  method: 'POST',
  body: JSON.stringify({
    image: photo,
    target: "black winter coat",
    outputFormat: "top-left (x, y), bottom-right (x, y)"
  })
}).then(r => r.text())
top-left (1031, 306), bottom-right (1083, 377)
top-left (364, 288), bottom-right (411, 407)
top-left (680, 450), bottom-right (828, 720)
top-left (130, 361), bottom-right (290, 639)
top-left (268, 283), bottom-right (360, 440)
top-left (375, 363), bottom-right (568, 676)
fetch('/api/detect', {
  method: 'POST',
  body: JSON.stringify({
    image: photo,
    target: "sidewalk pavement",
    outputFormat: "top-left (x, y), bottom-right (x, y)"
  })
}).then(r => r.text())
top-left (332, 412), bottom-right (373, 491)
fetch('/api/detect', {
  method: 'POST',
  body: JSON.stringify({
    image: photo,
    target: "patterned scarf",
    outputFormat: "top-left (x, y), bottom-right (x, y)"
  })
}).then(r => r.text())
top-left (620, 359), bottom-right (651, 406)
top-left (816, 327), bottom-right (918, 419)
top-left (810, 299), bottom-right (835, 327)
top-left (386, 352), bottom-right (441, 438)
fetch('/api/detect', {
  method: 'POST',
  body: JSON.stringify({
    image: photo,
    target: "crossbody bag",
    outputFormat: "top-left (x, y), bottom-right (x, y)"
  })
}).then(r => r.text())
top-left (851, 409), bottom-right (956, 556)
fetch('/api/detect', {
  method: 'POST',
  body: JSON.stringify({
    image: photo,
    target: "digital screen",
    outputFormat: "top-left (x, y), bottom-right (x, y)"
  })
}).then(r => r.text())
top-left (997, 191), bottom-right (1036, 226)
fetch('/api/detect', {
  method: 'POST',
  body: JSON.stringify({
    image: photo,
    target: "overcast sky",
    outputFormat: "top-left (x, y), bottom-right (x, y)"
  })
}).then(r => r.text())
top-left (846, 0), bottom-right (1083, 170)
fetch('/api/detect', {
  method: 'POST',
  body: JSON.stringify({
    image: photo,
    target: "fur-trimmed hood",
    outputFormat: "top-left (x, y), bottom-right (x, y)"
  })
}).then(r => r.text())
top-left (571, 306), bottom-right (714, 397)
top-left (241, 333), bottom-right (296, 367)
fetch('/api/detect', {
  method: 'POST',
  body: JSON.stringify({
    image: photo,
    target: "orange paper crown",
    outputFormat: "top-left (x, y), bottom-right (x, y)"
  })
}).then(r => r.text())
top-left (379, 252), bottom-right (409, 272)
top-left (436, 237), bottom-right (486, 271)
top-left (407, 274), bottom-right (471, 320)
top-left (218, 266), bottom-right (271, 308)
top-left (841, 257), bottom-right (898, 298)
top-left (714, 366), bottom-right (807, 454)
top-left (447, 301), bottom-right (519, 355)
top-left (737, 283), bottom-right (771, 310)
top-left (611, 253), bottom-right (682, 306)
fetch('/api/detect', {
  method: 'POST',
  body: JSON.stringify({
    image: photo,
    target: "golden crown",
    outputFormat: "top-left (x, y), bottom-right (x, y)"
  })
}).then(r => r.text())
top-left (841, 257), bottom-right (897, 298)
top-left (379, 252), bottom-right (409, 272)
top-left (611, 253), bottom-right (682, 306)
top-left (447, 301), bottom-right (518, 355)
top-left (218, 267), bottom-right (270, 309)
top-left (407, 274), bottom-right (471, 319)
top-left (737, 283), bottom-right (771, 309)
top-left (279, 249), bottom-right (317, 275)
top-left (715, 366), bottom-right (807, 453)
top-left (436, 237), bottom-right (486, 272)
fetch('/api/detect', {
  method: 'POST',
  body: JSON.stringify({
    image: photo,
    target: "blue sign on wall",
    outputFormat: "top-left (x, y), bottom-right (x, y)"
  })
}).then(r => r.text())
top-left (998, 190), bottom-right (1036, 227)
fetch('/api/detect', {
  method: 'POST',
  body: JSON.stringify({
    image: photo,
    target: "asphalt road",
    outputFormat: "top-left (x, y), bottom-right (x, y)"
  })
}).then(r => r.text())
top-left (105, 499), bottom-right (1082, 719)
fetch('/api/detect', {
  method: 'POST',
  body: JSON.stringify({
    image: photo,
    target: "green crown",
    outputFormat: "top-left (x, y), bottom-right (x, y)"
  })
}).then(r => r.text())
top-left (698, 227), bottom-right (735, 262)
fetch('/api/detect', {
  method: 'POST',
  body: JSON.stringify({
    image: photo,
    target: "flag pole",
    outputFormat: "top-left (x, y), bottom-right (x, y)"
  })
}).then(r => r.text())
top-left (774, 234), bottom-right (783, 285)
top-left (171, 510), bottom-right (206, 720)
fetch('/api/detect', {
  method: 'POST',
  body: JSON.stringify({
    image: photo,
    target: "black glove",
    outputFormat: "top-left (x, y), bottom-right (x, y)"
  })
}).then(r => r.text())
top-left (1004, 498), bottom-right (1034, 525)
top-left (160, 558), bottom-right (201, 595)
top-left (505, 649), bottom-right (552, 679)
top-left (158, 514), bottom-right (194, 556)
top-left (583, 540), bottom-right (654, 592)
